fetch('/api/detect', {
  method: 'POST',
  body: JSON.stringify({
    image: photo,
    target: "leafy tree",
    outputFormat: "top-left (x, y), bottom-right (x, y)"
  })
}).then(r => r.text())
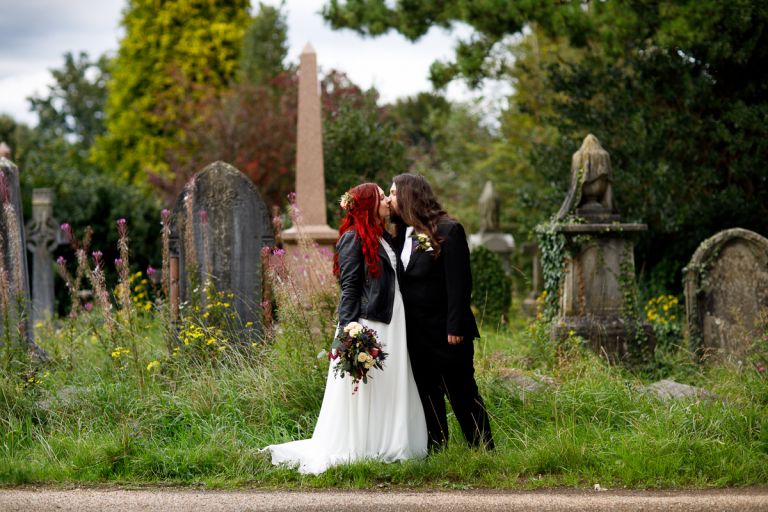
top-left (323, 84), bottom-right (408, 226)
top-left (241, 1), bottom-right (290, 86)
top-left (27, 51), bottom-right (109, 154)
top-left (91, 0), bottom-right (251, 184)
top-left (324, 1), bottom-right (768, 292)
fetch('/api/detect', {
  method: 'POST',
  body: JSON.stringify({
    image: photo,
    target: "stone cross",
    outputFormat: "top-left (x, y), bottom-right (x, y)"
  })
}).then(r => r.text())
top-left (170, 161), bottom-right (274, 340)
top-left (282, 42), bottom-right (337, 245)
top-left (26, 189), bottom-right (63, 326)
top-left (684, 228), bottom-right (768, 359)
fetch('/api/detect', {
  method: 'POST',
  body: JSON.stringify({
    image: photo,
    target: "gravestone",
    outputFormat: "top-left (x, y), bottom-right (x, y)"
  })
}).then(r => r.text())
top-left (26, 189), bottom-right (63, 326)
top-left (468, 181), bottom-right (515, 271)
top-left (684, 228), bottom-right (768, 359)
top-left (170, 161), bottom-right (274, 339)
top-left (543, 135), bottom-right (651, 363)
top-left (282, 42), bottom-right (337, 246)
top-left (521, 242), bottom-right (543, 316)
top-left (0, 157), bottom-right (47, 358)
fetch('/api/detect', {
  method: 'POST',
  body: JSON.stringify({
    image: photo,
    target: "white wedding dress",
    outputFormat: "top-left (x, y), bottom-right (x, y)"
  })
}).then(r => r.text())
top-left (263, 239), bottom-right (428, 474)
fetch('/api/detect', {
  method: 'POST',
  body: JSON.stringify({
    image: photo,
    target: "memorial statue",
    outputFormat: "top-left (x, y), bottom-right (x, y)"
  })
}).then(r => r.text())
top-left (556, 134), bottom-right (618, 222)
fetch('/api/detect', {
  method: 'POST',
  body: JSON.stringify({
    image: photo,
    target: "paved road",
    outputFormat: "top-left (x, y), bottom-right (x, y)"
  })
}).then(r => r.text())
top-left (2, 488), bottom-right (768, 511)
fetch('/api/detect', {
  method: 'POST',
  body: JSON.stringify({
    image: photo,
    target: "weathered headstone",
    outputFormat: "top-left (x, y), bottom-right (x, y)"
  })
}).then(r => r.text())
top-left (684, 228), bottom-right (768, 359)
top-left (543, 134), bottom-right (651, 363)
top-left (170, 161), bottom-right (274, 339)
top-left (0, 157), bottom-right (47, 358)
top-left (26, 189), bottom-right (63, 326)
top-left (281, 42), bottom-right (337, 246)
top-left (468, 181), bottom-right (515, 271)
top-left (521, 242), bottom-right (543, 316)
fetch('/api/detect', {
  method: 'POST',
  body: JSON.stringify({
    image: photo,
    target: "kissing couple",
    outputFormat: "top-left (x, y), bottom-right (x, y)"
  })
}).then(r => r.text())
top-left (263, 173), bottom-right (494, 474)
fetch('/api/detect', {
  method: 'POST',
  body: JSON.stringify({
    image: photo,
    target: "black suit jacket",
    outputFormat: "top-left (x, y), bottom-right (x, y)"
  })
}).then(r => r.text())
top-left (396, 219), bottom-right (480, 361)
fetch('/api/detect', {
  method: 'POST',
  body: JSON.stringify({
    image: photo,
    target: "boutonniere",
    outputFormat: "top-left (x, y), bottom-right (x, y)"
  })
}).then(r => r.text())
top-left (412, 232), bottom-right (433, 252)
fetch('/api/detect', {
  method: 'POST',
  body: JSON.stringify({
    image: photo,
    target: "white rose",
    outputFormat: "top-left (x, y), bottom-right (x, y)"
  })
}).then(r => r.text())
top-left (357, 352), bottom-right (369, 363)
top-left (344, 321), bottom-right (363, 335)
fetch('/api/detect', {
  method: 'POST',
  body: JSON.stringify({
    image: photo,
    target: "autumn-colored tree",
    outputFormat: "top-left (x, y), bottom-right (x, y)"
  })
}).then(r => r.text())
top-left (91, 0), bottom-right (251, 184)
top-left (156, 68), bottom-right (403, 225)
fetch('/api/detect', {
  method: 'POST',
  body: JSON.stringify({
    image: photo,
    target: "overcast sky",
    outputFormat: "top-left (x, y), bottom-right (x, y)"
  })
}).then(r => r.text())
top-left (0, 0), bottom-right (488, 127)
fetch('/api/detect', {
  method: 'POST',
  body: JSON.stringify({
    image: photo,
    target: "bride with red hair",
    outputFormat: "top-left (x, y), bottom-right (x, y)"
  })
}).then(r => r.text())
top-left (263, 183), bottom-right (427, 474)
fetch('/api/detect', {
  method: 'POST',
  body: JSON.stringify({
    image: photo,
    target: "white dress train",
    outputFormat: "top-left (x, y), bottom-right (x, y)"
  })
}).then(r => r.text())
top-left (262, 239), bottom-right (428, 474)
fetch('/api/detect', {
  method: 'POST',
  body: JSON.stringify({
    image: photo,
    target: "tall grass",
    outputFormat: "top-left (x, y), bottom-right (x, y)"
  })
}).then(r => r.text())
top-left (0, 219), bottom-right (766, 488)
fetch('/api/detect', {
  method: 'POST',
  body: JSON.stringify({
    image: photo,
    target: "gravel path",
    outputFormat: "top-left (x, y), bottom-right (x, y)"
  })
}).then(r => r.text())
top-left (1, 487), bottom-right (767, 511)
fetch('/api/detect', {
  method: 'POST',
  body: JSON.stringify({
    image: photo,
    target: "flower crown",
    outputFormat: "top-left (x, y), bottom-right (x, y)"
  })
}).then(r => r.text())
top-left (339, 191), bottom-right (354, 211)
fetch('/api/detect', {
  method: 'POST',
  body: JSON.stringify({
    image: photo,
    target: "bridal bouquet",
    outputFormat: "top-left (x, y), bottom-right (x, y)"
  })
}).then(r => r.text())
top-left (330, 321), bottom-right (388, 392)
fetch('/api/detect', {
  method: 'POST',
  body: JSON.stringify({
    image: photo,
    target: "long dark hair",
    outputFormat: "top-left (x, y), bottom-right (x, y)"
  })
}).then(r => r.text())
top-left (333, 183), bottom-right (385, 277)
top-left (392, 173), bottom-right (451, 257)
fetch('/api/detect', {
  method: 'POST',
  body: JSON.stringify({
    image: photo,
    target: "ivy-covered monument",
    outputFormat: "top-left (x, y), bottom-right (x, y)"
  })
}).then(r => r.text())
top-left (537, 134), bottom-right (652, 362)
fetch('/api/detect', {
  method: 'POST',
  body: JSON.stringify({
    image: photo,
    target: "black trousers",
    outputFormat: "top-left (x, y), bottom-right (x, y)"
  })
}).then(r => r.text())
top-left (410, 350), bottom-right (494, 451)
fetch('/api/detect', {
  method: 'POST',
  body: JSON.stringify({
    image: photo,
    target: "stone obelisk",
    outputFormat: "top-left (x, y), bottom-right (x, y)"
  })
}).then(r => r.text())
top-left (282, 42), bottom-right (338, 245)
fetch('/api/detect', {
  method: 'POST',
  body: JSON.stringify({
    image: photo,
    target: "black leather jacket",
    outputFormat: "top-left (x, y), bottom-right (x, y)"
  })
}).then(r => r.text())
top-left (336, 229), bottom-right (396, 328)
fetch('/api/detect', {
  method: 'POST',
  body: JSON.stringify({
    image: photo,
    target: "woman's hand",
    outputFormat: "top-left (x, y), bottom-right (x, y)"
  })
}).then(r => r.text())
top-left (447, 335), bottom-right (464, 345)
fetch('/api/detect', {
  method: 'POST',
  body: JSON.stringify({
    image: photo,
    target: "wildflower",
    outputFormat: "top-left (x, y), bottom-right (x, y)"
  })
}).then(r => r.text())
top-left (60, 223), bottom-right (72, 241)
top-left (272, 248), bottom-right (286, 257)
top-left (261, 246), bottom-right (271, 257)
top-left (92, 250), bottom-right (103, 265)
top-left (287, 191), bottom-right (297, 204)
top-left (146, 265), bottom-right (156, 277)
top-left (568, 330), bottom-right (576, 337)
top-left (147, 360), bottom-right (160, 371)
top-left (199, 209), bottom-right (208, 224)
top-left (84, 302), bottom-right (93, 312)
top-left (114, 258), bottom-right (123, 268)
top-left (56, 255), bottom-right (66, 266)
top-left (116, 218), bottom-right (127, 238)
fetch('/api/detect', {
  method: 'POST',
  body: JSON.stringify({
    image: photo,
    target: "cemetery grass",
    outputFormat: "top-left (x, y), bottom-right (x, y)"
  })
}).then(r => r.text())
top-left (0, 311), bottom-right (767, 490)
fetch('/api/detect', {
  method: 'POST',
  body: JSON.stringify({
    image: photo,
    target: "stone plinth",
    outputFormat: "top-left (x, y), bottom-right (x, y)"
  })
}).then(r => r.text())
top-left (552, 222), bottom-right (653, 362)
top-left (684, 228), bottom-right (768, 359)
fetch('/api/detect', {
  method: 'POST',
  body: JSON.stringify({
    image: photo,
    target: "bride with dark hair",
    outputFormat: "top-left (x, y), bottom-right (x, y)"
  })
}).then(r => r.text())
top-left (262, 183), bottom-right (427, 474)
top-left (389, 173), bottom-right (494, 452)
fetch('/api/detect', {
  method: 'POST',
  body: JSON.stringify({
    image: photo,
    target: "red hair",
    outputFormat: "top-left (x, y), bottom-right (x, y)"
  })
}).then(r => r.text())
top-left (333, 183), bottom-right (385, 278)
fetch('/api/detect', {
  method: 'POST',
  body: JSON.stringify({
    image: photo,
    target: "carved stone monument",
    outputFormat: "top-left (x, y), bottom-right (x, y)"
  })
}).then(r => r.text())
top-left (170, 161), bottom-right (274, 339)
top-left (547, 134), bottom-right (651, 362)
top-left (282, 43), bottom-right (337, 245)
top-left (684, 228), bottom-right (768, 359)
top-left (26, 189), bottom-right (63, 326)
top-left (468, 181), bottom-right (515, 270)
top-left (0, 157), bottom-right (47, 358)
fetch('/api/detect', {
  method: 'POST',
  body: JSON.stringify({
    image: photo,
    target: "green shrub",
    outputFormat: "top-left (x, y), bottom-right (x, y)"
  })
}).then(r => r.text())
top-left (470, 246), bottom-right (511, 329)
